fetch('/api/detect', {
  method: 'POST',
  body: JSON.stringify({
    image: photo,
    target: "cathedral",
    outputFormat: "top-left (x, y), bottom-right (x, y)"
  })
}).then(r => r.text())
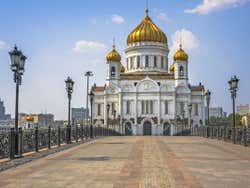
top-left (91, 9), bottom-right (205, 136)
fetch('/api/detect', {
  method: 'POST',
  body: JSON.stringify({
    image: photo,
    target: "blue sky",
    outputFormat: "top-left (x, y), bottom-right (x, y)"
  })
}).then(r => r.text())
top-left (0, 0), bottom-right (249, 120)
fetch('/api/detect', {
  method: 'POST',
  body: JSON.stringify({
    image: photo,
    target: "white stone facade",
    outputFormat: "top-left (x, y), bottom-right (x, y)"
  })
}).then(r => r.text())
top-left (91, 14), bottom-right (206, 136)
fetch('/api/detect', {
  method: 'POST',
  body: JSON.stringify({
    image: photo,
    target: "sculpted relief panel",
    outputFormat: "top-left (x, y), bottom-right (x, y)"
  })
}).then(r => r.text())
top-left (137, 80), bottom-right (158, 92)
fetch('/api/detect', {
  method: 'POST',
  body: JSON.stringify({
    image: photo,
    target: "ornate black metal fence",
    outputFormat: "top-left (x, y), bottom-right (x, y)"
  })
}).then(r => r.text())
top-left (191, 126), bottom-right (250, 147)
top-left (0, 125), bottom-right (120, 159)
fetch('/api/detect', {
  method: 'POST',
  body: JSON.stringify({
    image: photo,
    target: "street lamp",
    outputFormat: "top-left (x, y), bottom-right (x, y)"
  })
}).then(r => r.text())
top-left (205, 90), bottom-right (211, 125)
top-left (113, 110), bottom-right (116, 132)
top-left (182, 110), bottom-right (185, 128)
top-left (84, 71), bottom-right (93, 119)
top-left (89, 91), bottom-right (94, 138)
top-left (9, 45), bottom-right (27, 156)
top-left (107, 104), bottom-right (110, 136)
top-left (188, 104), bottom-right (192, 129)
top-left (228, 75), bottom-right (239, 144)
top-left (65, 76), bottom-right (74, 144)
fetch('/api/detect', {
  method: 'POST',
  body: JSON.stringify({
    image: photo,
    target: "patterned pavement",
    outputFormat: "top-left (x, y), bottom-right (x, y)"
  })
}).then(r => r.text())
top-left (0, 136), bottom-right (250, 188)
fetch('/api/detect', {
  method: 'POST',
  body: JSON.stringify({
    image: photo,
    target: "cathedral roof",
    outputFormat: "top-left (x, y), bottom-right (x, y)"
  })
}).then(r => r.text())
top-left (190, 84), bottom-right (204, 92)
top-left (92, 84), bottom-right (106, 92)
top-left (127, 10), bottom-right (167, 45)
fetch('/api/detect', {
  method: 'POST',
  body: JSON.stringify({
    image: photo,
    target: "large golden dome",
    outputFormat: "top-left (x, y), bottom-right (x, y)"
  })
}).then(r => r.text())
top-left (127, 10), bottom-right (167, 45)
top-left (174, 44), bottom-right (188, 62)
top-left (106, 45), bottom-right (121, 62)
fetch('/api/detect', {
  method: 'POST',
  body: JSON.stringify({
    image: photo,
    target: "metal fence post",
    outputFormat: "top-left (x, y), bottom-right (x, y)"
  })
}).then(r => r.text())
top-left (9, 128), bottom-right (15, 159)
top-left (58, 126), bottom-right (61, 147)
top-left (76, 125), bottom-right (78, 142)
top-left (243, 127), bottom-right (247, 146)
top-left (18, 127), bottom-right (23, 156)
top-left (81, 124), bottom-right (84, 141)
top-left (35, 126), bottom-right (39, 152)
top-left (48, 126), bottom-right (51, 149)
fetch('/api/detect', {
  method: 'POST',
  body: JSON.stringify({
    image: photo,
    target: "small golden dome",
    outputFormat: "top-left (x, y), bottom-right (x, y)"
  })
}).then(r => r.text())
top-left (106, 45), bottom-right (121, 62)
top-left (26, 115), bottom-right (34, 122)
top-left (120, 65), bottom-right (125, 73)
top-left (170, 64), bottom-right (175, 72)
top-left (174, 44), bottom-right (188, 62)
top-left (127, 11), bottom-right (167, 45)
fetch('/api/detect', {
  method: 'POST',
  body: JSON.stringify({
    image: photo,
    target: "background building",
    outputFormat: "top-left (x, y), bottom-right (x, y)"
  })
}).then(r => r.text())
top-left (19, 113), bottom-right (54, 128)
top-left (237, 104), bottom-right (250, 115)
top-left (0, 98), bottom-right (11, 120)
top-left (241, 113), bottom-right (250, 127)
top-left (205, 107), bottom-right (227, 118)
top-left (72, 107), bottom-right (88, 124)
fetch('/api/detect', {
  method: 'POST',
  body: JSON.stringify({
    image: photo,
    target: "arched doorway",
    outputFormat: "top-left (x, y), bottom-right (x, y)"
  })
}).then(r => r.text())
top-left (125, 122), bottom-right (132, 135)
top-left (143, 121), bottom-right (152, 136)
top-left (163, 123), bottom-right (171, 136)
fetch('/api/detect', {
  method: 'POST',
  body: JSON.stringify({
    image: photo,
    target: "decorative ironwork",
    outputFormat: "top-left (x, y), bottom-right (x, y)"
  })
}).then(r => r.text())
top-left (0, 131), bottom-right (10, 158)
top-left (0, 124), bottom-right (120, 159)
top-left (191, 126), bottom-right (250, 146)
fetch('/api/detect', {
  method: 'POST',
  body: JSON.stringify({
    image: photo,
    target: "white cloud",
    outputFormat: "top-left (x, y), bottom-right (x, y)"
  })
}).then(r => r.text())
top-left (0, 41), bottom-right (7, 50)
top-left (156, 12), bottom-right (171, 23)
top-left (111, 14), bottom-right (125, 24)
top-left (73, 40), bottom-right (107, 53)
top-left (170, 29), bottom-right (200, 57)
top-left (185, 0), bottom-right (250, 14)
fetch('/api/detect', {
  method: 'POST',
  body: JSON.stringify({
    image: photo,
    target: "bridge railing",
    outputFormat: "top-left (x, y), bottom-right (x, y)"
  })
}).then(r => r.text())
top-left (191, 126), bottom-right (250, 147)
top-left (0, 125), bottom-right (120, 160)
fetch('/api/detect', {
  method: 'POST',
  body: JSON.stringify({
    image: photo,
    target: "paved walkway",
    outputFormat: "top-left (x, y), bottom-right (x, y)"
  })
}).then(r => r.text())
top-left (0, 136), bottom-right (250, 188)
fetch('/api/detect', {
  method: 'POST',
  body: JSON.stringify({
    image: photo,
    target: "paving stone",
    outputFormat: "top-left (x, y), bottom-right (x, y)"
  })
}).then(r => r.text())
top-left (0, 136), bottom-right (250, 188)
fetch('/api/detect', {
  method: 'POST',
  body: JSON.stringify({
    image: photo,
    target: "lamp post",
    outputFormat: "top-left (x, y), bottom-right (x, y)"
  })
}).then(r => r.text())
top-left (113, 110), bottom-right (116, 133)
top-left (118, 115), bottom-right (121, 135)
top-left (182, 110), bottom-right (185, 131)
top-left (89, 91), bottom-right (94, 138)
top-left (205, 90), bottom-right (211, 126)
top-left (228, 75), bottom-right (239, 144)
top-left (188, 104), bottom-right (192, 129)
top-left (9, 45), bottom-right (27, 156)
top-left (107, 104), bottom-right (110, 136)
top-left (84, 71), bottom-right (93, 119)
top-left (65, 76), bottom-right (74, 144)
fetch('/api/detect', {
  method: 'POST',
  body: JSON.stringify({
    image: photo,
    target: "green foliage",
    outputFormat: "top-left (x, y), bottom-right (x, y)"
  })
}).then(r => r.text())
top-left (209, 113), bottom-right (242, 127)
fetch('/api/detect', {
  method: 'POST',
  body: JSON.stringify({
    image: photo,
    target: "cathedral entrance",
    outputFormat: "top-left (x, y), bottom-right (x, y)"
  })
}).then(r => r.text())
top-left (143, 121), bottom-right (152, 136)
top-left (125, 122), bottom-right (132, 135)
top-left (163, 123), bottom-right (171, 136)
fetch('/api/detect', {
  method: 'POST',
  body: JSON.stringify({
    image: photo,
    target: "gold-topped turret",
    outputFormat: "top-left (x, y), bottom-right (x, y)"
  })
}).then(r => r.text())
top-left (127, 10), bottom-right (167, 45)
top-left (106, 44), bottom-right (121, 62)
top-left (173, 44), bottom-right (188, 62)
top-left (170, 64), bottom-right (175, 72)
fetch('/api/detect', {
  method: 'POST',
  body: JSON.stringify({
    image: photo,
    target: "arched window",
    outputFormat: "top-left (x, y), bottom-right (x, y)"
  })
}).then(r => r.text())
top-left (111, 66), bottom-right (116, 76)
top-left (154, 56), bottom-right (157, 67)
top-left (145, 55), bottom-right (149, 68)
top-left (179, 66), bottom-right (184, 77)
top-left (137, 56), bottom-right (140, 68)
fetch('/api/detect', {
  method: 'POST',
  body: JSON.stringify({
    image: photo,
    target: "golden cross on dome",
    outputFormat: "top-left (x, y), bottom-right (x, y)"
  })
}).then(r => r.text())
top-left (112, 37), bottom-right (116, 49)
top-left (179, 33), bottom-right (183, 49)
top-left (146, 0), bottom-right (149, 15)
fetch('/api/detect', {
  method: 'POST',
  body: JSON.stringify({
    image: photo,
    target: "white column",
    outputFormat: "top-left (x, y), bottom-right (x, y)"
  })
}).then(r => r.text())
top-left (158, 92), bottom-right (161, 125)
top-left (134, 93), bottom-right (138, 125)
